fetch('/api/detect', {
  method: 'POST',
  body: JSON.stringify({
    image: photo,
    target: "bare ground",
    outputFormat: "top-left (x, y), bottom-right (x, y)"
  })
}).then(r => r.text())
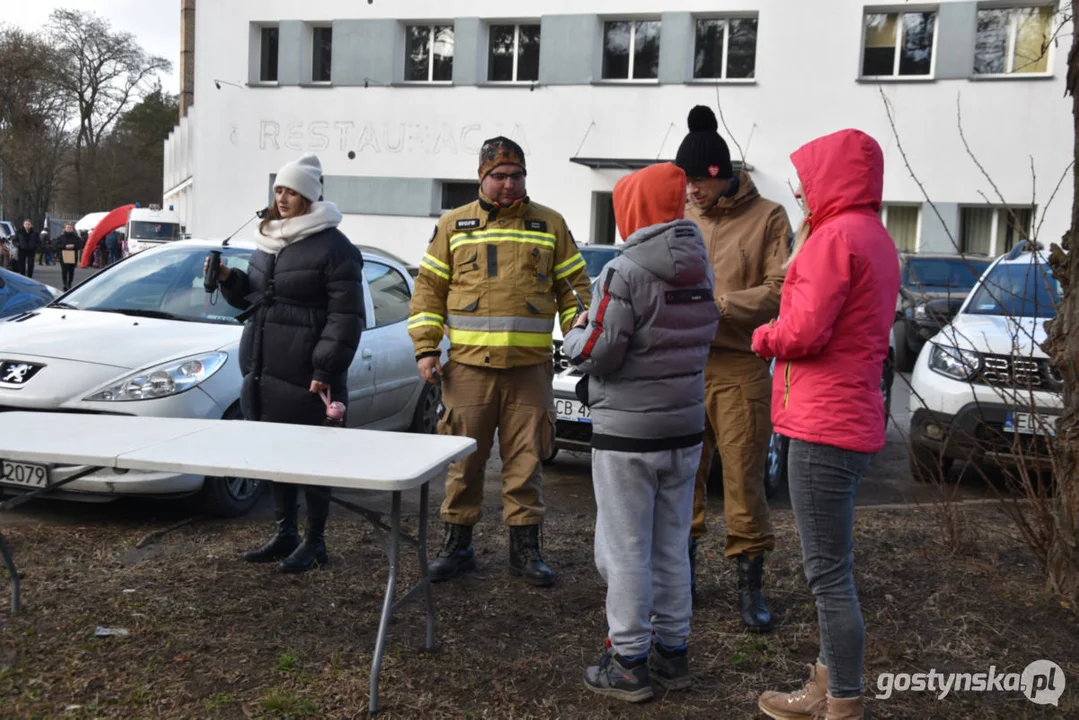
top-left (1, 482), bottom-right (1077, 720)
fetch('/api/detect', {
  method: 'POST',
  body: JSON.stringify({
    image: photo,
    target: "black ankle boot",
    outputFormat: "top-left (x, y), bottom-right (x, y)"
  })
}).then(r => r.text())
top-left (736, 554), bottom-right (773, 632)
top-left (508, 525), bottom-right (554, 587)
top-left (242, 484), bottom-right (299, 563)
top-left (429, 522), bottom-right (476, 582)
top-left (689, 537), bottom-right (699, 602)
top-left (279, 515), bottom-right (328, 573)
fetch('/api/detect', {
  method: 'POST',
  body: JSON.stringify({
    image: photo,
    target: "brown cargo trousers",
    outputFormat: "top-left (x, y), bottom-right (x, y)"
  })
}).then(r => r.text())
top-left (692, 350), bottom-right (776, 558)
top-left (437, 360), bottom-right (554, 527)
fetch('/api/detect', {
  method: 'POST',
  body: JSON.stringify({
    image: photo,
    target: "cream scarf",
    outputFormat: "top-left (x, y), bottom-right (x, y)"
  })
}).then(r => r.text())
top-left (255, 201), bottom-right (343, 255)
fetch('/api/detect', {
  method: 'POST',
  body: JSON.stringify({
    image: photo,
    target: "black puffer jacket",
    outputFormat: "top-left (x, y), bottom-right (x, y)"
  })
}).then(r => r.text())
top-left (14, 227), bottom-right (38, 252)
top-left (221, 228), bottom-right (365, 426)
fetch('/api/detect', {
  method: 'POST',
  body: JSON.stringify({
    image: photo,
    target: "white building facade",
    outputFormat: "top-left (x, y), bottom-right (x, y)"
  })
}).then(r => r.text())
top-left (165, 0), bottom-right (1073, 265)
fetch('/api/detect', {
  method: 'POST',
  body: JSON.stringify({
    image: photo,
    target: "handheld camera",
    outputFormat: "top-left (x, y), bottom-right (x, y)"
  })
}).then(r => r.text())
top-left (204, 250), bottom-right (223, 293)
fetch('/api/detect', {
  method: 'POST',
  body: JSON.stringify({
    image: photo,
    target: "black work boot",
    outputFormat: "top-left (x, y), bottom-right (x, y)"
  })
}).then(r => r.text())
top-left (689, 537), bottom-right (699, 602)
top-left (737, 554), bottom-right (774, 632)
top-left (242, 484), bottom-right (299, 563)
top-left (508, 524), bottom-right (555, 587)
top-left (428, 523), bottom-right (476, 582)
top-left (648, 639), bottom-right (692, 690)
top-left (279, 488), bottom-right (330, 574)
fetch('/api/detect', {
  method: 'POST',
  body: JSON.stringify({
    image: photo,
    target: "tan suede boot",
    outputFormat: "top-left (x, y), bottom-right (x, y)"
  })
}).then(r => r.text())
top-left (758, 663), bottom-right (829, 719)
top-left (825, 694), bottom-right (864, 719)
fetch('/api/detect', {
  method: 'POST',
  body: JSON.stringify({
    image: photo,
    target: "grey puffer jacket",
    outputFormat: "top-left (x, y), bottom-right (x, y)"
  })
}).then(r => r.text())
top-left (561, 219), bottom-right (720, 451)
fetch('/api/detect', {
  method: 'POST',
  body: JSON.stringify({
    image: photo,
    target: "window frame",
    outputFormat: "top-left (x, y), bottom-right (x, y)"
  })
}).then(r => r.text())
top-left (258, 25), bottom-right (280, 85)
top-left (600, 18), bottom-right (663, 83)
top-left (403, 23), bottom-right (456, 85)
top-left (859, 8), bottom-right (940, 81)
top-left (310, 24), bottom-right (333, 84)
top-left (880, 203), bottom-right (923, 253)
top-left (486, 22), bottom-right (542, 84)
top-left (959, 205), bottom-right (1036, 256)
top-left (363, 260), bottom-right (413, 328)
top-left (972, 4), bottom-right (1056, 78)
top-left (690, 14), bottom-right (759, 83)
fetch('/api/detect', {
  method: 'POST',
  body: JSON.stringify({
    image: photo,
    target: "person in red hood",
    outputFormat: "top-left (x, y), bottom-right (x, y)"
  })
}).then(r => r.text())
top-left (564, 163), bottom-right (719, 702)
top-left (752, 129), bottom-right (900, 720)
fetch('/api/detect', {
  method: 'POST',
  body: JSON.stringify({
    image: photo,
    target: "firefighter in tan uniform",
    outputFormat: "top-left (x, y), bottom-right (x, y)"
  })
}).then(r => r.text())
top-left (674, 107), bottom-right (791, 631)
top-left (408, 137), bottom-right (591, 587)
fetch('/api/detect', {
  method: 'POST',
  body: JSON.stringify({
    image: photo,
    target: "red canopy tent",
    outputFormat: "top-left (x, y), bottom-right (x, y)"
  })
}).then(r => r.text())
top-left (80, 204), bottom-right (136, 268)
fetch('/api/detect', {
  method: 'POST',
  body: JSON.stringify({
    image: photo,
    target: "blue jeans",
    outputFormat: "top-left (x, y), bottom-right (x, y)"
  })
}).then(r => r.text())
top-left (787, 439), bottom-right (873, 699)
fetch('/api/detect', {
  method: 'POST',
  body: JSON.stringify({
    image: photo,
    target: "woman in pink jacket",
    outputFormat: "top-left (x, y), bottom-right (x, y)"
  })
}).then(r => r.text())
top-left (752, 129), bottom-right (900, 720)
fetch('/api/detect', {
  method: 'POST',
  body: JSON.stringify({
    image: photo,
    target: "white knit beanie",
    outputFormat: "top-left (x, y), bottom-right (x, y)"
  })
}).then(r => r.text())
top-left (274, 153), bottom-right (323, 203)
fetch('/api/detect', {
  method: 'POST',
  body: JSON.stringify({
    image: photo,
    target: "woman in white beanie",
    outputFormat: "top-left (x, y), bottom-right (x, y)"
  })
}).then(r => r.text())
top-left (208, 153), bottom-right (365, 573)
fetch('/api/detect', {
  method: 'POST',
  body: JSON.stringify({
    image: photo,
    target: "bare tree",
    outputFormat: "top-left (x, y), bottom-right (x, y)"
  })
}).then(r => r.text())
top-left (47, 9), bottom-right (170, 213)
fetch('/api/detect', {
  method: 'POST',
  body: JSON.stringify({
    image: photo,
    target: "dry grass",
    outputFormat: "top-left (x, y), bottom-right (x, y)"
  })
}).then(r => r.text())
top-left (1, 502), bottom-right (1076, 719)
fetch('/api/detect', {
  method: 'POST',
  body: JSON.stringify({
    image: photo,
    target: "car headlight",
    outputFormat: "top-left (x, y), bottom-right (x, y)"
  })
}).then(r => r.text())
top-left (913, 304), bottom-right (928, 321)
top-left (928, 344), bottom-right (980, 381)
top-left (84, 352), bottom-right (228, 402)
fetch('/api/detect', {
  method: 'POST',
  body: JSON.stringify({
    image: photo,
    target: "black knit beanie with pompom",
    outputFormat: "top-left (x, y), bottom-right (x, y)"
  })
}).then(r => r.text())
top-left (674, 105), bottom-right (733, 180)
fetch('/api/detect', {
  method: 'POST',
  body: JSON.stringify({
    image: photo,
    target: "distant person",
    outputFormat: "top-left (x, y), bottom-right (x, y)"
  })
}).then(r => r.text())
top-left (105, 231), bottom-right (121, 265)
top-left (57, 223), bottom-right (83, 291)
top-left (14, 219), bottom-right (38, 277)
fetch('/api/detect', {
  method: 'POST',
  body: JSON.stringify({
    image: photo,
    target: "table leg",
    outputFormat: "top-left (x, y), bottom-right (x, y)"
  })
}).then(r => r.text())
top-left (418, 481), bottom-right (436, 650)
top-left (369, 490), bottom-right (401, 716)
top-left (0, 527), bottom-right (19, 613)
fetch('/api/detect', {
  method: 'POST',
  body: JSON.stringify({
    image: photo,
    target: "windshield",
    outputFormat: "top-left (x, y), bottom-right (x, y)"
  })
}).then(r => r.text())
top-left (580, 246), bottom-right (622, 277)
top-left (129, 221), bottom-right (181, 241)
top-left (355, 245), bottom-right (413, 268)
top-left (59, 245), bottom-right (253, 324)
top-left (965, 262), bottom-right (1061, 319)
top-left (903, 257), bottom-right (990, 293)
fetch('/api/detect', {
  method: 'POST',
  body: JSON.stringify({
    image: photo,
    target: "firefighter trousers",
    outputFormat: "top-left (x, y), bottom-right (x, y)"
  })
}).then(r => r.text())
top-left (437, 360), bottom-right (554, 527)
top-left (692, 350), bottom-right (776, 558)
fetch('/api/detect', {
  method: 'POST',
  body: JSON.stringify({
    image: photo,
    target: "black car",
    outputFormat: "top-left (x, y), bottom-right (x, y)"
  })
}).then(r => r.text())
top-left (893, 252), bottom-right (992, 371)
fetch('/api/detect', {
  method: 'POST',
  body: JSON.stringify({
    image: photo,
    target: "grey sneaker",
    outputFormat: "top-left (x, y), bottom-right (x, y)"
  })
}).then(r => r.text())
top-left (649, 640), bottom-right (692, 690)
top-left (584, 640), bottom-right (653, 703)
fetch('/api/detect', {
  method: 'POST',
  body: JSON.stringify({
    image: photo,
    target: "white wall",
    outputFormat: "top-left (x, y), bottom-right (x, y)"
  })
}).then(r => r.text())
top-left (182, 0), bottom-right (1073, 263)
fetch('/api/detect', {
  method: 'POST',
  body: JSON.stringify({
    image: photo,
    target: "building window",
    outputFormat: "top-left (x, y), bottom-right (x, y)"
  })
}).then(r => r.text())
top-left (405, 25), bottom-right (454, 82)
top-left (881, 204), bottom-right (920, 252)
top-left (312, 26), bottom-right (332, 82)
top-left (602, 20), bottom-right (661, 80)
top-left (975, 6), bottom-right (1054, 75)
top-left (960, 206), bottom-right (1034, 256)
top-left (488, 24), bottom-right (541, 82)
top-left (861, 10), bottom-right (937, 78)
top-left (364, 262), bottom-right (412, 327)
top-left (441, 182), bottom-right (479, 211)
top-left (694, 17), bottom-right (758, 80)
top-left (260, 26), bottom-right (279, 83)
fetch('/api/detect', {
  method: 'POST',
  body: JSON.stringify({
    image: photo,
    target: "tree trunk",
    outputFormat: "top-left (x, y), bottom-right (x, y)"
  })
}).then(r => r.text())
top-left (1044, 2), bottom-right (1079, 600)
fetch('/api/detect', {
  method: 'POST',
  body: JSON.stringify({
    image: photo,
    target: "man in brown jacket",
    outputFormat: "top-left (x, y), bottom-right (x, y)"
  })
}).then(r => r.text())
top-left (674, 106), bottom-right (791, 632)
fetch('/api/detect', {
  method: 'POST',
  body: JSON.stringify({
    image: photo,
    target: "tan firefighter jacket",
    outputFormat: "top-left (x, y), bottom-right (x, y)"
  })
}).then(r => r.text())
top-left (408, 195), bottom-right (592, 369)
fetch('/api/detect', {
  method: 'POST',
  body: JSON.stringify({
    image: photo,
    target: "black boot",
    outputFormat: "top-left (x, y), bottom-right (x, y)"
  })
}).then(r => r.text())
top-left (279, 488), bottom-right (330, 573)
top-left (429, 522), bottom-right (476, 582)
top-left (508, 525), bottom-right (554, 587)
top-left (689, 537), bottom-right (699, 602)
top-left (242, 484), bottom-right (299, 563)
top-left (737, 554), bottom-right (773, 632)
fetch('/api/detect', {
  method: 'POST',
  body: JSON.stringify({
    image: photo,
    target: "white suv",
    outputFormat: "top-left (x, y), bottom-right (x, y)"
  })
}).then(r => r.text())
top-left (908, 242), bottom-right (1062, 481)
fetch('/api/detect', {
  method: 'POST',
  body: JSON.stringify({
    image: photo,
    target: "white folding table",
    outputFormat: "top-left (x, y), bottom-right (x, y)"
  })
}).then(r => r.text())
top-left (0, 411), bottom-right (475, 715)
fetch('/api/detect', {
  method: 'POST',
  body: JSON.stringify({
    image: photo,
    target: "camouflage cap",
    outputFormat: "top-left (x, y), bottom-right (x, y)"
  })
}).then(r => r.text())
top-left (478, 136), bottom-right (526, 180)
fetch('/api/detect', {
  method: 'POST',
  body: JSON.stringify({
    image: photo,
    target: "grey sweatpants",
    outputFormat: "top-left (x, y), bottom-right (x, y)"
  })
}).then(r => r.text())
top-left (593, 444), bottom-right (702, 658)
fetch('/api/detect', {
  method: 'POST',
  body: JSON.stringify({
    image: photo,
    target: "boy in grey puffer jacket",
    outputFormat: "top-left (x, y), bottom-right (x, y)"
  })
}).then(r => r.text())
top-left (562, 162), bottom-right (720, 702)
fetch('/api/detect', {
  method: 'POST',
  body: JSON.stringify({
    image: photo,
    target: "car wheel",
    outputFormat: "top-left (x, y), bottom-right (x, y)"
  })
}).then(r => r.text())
top-left (765, 432), bottom-right (789, 500)
top-left (909, 445), bottom-right (954, 483)
top-left (893, 321), bottom-right (916, 373)
top-left (411, 381), bottom-right (441, 434)
top-left (200, 405), bottom-right (264, 517)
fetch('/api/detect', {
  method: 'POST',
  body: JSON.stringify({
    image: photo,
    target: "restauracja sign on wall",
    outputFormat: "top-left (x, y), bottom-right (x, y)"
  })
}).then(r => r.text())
top-left (258, 120), bottom-right (532, 156)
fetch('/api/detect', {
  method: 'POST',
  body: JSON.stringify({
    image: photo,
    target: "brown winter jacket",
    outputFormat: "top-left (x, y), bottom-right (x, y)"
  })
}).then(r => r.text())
top-left (685, 171), bottom-right (792, 354)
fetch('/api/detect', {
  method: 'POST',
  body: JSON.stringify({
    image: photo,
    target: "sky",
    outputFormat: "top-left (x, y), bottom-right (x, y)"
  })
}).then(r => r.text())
top-left (3, 0), bottom-right (180, 94)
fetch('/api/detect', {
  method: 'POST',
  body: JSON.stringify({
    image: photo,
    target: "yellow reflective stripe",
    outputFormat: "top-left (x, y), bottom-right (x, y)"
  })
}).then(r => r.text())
top-left (449, 231), bottom-right (557, 251)
top-left (408, 312), bottom-right (444, 328)
top-left (559, 307), bottom-right (576, 325)
top-left (409, 321), bottom-right (444, 331)
top-left (553, 253), bottom-right (584, 273)
top-left (448, 328), bottom-right (553, 348)
top-left (420, 257), bottom-right (450, 280)
top-left (554, 254), bottom-right (587, 279)
top-left (422, 253), bottom-right (450, 272)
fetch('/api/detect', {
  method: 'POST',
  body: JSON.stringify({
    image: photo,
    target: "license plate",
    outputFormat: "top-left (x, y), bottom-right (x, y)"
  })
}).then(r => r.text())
top-left (0, 460), bottom-right (51, 489)
top-left (1003, 412), bottom-right (1056, 436)
top-left (554, 398), bottom-right (591, 424)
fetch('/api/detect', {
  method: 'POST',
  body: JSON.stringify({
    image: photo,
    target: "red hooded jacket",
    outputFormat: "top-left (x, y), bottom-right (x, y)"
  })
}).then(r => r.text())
top-left (751, 129), bottom-right (900, 453)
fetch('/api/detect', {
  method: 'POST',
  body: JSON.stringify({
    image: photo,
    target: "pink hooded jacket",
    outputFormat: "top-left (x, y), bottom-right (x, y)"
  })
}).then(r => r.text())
top-left (751, 129), bottom-right (900, 453)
